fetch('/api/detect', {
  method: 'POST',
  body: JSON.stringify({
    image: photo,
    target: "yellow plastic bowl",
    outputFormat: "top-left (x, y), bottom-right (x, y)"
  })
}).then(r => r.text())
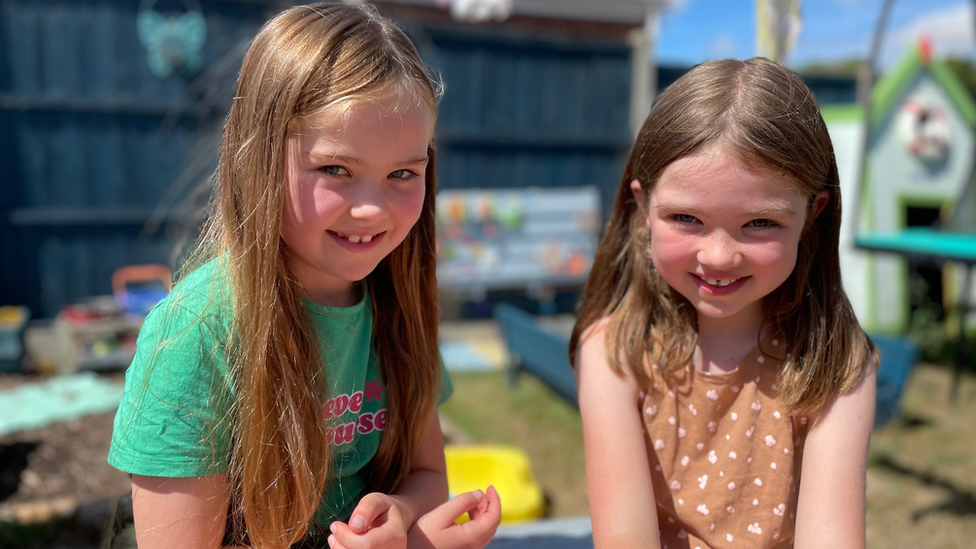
top-left (444, 444), bottom-right (546, 524)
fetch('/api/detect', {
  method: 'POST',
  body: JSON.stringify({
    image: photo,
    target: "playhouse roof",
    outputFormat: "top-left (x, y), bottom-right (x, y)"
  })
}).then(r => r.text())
top-left (871, 38), bottom-right (976, 128)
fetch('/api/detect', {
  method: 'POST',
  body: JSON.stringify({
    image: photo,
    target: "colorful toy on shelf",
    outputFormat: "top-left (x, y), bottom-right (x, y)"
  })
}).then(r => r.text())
top-left (53, 296), bottom-right (142, 374)
top-left (444, 444), bottom-right (546, 524)
top-left (0, 306), bottom-right (30, 373)
top-left (112, 264), bottom-right (172, 316)
top-left (435, 187), bottom-right (600, 296)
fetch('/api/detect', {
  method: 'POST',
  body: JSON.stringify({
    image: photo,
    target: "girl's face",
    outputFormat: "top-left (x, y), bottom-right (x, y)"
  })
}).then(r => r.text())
top-left (281, 97), bottom-right (431, 306)
top-left (634, 145), bottom-right (824, 332)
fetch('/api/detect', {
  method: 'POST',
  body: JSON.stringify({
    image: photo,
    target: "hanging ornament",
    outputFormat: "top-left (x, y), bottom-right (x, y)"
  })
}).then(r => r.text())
top-left (137, 0), bottom-right (207, 79)
top-left (898, 96), bottom-right (950, 164)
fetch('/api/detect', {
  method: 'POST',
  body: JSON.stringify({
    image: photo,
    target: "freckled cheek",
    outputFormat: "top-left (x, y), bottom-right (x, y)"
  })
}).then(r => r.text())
top-left (748, 242), bottom-right (797, 277)
top-left (308, 187), bottom-right (347, 222)
top-left (286, 185), bottom-right (344, 227)
top-left (393, 184), bottom-right (427, 226)
top-left (649, 230), bottom-right (695, 274)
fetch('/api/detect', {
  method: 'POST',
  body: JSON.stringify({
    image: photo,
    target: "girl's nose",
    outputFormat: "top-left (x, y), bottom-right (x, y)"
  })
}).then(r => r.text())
top-left (696, 231), bottom-right (743, 270)
top-left (349, 183), bottom-right (390, 221)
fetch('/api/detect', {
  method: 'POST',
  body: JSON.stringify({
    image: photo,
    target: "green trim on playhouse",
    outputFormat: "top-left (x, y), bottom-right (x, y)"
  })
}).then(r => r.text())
top-left (931, 61), bottom-right (976, 128)
top-left (820, 104), bottom-right (863, 124)
top-left (864, 248), bottom-right (878, 329)
top-left (872, 46), bottom-right (922, 124)
top-left (871, 41), bottom-right (976, 128)
top-left (892, 195), bottom-right (954, 331)
top-left (861, 162), bottom-right (878, 329)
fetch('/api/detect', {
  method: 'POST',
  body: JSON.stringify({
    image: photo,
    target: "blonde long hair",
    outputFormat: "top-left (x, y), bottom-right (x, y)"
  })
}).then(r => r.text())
top-left (570, 58), bottom-right (876, 415)
top-left (186, 4), bottom-right (441, 546)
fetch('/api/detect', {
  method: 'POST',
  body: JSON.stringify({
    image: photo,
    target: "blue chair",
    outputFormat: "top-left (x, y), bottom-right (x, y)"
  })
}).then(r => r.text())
top-left (869, 334), bottom-right (920, 429)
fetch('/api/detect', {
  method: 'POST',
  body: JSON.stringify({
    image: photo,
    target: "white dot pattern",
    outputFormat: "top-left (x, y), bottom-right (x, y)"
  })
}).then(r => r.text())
top-left (638, 335), bottom-right (808, 549)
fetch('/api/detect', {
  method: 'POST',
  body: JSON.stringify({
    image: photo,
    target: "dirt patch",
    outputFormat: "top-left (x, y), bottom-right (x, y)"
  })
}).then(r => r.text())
top-left (0, 372), bottom-right (133, 548)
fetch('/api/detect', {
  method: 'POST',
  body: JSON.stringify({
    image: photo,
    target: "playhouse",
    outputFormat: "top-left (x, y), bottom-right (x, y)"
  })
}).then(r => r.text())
top-left (824, 39), bottom-right (976, 335)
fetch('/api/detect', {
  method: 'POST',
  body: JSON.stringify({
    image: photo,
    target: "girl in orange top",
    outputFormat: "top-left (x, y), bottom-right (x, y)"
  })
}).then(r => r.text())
top-left (572, 58), bottom-right (877, 549)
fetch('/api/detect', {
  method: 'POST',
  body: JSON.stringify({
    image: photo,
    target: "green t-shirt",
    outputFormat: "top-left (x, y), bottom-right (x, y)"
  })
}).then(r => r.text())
top-left (109, 259), bottom-right (452, 525)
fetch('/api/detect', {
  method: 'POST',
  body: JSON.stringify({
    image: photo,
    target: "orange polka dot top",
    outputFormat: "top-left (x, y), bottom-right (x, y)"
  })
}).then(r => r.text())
top-left (640, 336), bottom-right (809, 549)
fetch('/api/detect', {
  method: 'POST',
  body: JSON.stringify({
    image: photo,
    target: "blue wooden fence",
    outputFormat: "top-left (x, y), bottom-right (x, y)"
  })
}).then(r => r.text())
top-left (0, 0), bottom-right (277, 317)
top-left (1, 1), bottom-right (636, 317)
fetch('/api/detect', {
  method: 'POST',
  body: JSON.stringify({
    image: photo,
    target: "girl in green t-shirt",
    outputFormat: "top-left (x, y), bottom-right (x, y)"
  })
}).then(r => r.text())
top-left (109, 3), bottom-right (499, 548)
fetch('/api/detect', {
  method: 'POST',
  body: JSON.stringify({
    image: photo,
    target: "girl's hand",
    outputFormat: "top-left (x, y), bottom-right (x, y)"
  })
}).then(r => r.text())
top-left (408, 487), bottom-right (501, 549)
top-left (329, 492), bottom-right (409, 549)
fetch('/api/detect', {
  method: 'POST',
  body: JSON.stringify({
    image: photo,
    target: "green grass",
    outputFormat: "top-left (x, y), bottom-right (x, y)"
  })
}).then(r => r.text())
top-left (866, 364), bottom-right (976, 549)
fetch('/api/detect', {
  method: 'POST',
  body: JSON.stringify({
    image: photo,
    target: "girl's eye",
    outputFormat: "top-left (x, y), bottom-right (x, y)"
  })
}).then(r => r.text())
top-left (670, 213), bottom-right (699, 224)
top-left (748, 219), bottom-right (780, 229)
top-left (319, 165), bottom-right (349, 177)
top-left (390, 169), bottom-right (418, 180)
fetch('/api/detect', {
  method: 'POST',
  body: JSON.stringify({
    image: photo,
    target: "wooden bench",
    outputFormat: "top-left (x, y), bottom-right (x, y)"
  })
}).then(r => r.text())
top-left (493, 303), bottom-right (577, 406)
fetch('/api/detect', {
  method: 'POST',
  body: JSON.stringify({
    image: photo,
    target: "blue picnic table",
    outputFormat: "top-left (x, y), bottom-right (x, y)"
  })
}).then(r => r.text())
top-left (856, 228), bottom-right (976, 401)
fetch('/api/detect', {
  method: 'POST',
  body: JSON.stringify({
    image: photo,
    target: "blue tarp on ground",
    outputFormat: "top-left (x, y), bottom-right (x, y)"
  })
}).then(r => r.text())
top-left (0, 372), bottom-right (123, 437)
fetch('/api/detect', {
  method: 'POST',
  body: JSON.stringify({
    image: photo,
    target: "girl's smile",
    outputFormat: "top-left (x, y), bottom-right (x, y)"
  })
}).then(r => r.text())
top-left (328, 230), bottom-right (385, 247)
top-left (690, 273), bottom-right (750, 295)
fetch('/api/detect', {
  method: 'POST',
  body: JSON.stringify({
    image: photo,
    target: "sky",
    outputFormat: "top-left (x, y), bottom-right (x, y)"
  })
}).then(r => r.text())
top-left (656, 0), bottom-right (976, 70)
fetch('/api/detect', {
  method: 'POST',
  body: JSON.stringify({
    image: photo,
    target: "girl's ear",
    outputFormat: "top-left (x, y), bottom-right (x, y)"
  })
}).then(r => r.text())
top-left (812, 190), bottom-right (830, 219)
top-left (630, 179), bottom-right (645, 210)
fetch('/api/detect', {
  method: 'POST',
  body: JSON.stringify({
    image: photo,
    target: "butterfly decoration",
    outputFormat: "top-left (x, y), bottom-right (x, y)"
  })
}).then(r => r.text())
top-left (136, 1), bottom-right (207, 79)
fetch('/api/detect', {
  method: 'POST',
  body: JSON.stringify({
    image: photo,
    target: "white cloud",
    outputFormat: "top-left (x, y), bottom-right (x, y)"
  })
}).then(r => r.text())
top-left (708, 33), bottom-right (738, 59)
top-left (888, 2), bottom-right (975, 61)
top-left (664, 0), bottom-right (692, 14)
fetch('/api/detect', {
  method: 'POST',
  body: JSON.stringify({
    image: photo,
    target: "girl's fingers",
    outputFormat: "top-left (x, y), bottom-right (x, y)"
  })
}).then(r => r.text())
top-left (347, 493), bottom-right (392, 533)
top-left (467, 485), bottom-right (500, 524)
top-left (331, 517), bottom-right (403, 549)
top-left (454, 486), bottom-right (501, 548)
top-left (331, 521), bottom-right (378, 549)
top-left (330, 522), bottom-right (356, 546)
top-left (429, 490), bottom-right (486, 527)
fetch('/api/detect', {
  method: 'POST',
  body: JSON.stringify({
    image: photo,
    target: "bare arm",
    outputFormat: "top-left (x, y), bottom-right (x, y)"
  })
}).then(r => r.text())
top-left (130, 474), bottom-right (245, 549)
top-left (389, 411), bottom-right (451, 527)
top-left (794, 366), bottom-right (876, 549)
top-left (576, 322), bottom-right (662, 549)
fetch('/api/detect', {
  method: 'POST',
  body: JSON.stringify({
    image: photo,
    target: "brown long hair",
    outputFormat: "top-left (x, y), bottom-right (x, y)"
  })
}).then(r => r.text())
top-left (570, 58), bottom-right (876, 415)
top-left (185, 4), bottom-right (441, 546)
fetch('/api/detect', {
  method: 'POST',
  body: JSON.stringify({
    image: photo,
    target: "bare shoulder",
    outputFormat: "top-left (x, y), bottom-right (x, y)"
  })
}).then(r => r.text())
top-left (575, 316), bottom-right (642, 411)
top-left (808, 359), bottom-right (876, 430)
top-left (575, 316), bottom-right (612, 353)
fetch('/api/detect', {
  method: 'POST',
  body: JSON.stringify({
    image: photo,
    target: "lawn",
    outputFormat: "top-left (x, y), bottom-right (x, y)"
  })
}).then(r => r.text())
top-left (440, 362), bottom-right (976, 546)
top-left (866, 364), bottom-right (976, 548)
